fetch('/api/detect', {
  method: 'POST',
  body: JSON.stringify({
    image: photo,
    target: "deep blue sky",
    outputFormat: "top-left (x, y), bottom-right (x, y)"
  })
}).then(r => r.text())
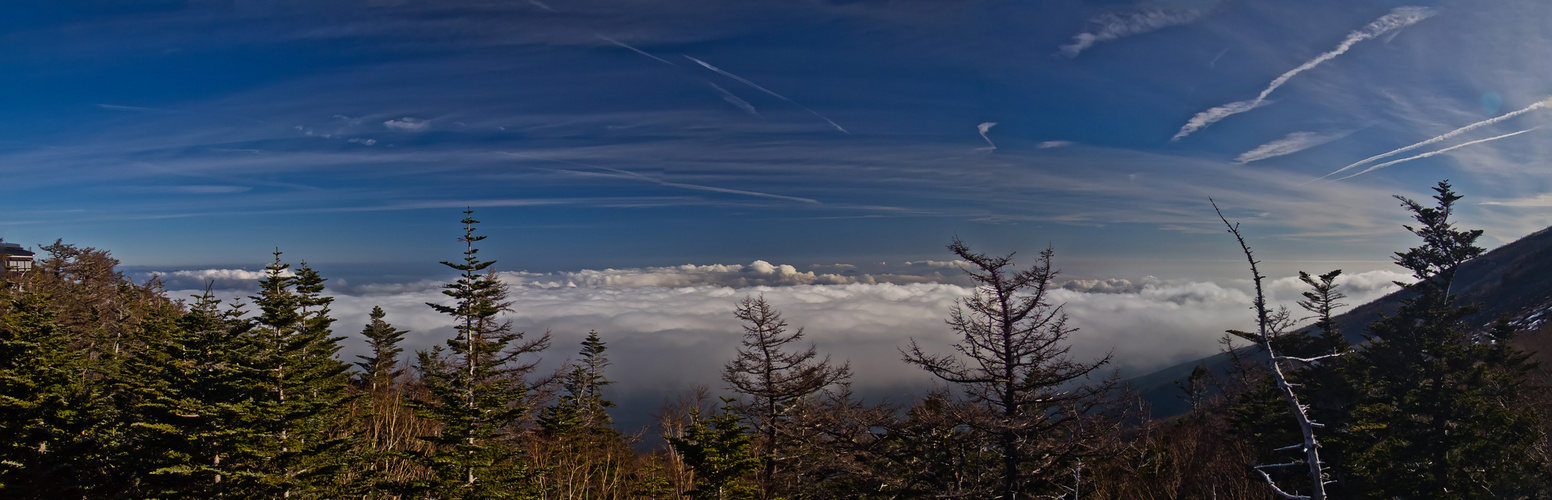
top-left (2, 0), bottom-right (1550, 281)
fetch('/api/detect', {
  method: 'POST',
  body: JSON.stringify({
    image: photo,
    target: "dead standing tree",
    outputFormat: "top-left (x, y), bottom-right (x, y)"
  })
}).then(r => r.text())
top-left (1213, 200), bottom-right (1343, 500)
top-left (723, 295), bottom-right (850, 498)
top-left (902, 238), bottom-right (1113, 499)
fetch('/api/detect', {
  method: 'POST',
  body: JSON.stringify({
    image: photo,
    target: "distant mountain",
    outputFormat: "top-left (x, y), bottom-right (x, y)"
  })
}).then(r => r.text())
top-left (1133, 225), bottom-right (1552, 417)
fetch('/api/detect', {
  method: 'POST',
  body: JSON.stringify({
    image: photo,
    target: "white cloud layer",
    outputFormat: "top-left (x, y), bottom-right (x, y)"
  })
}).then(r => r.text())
top-left (152, 262), bottom-right (1411, 416)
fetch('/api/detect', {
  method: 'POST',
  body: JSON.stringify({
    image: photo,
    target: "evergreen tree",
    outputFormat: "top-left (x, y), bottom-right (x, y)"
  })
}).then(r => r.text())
top-left (540, 330), bottom-right (616, 434)
top-left (536, 330), bottom-right (636, 499)
top-left (1344, 181), bottom-right (1547, 497)
top-left (357, 305), bottom-right (408, 393)
top-left (120, 288), bottom-right (263, 497)
top-left (0, 289), bottom-right (100, 498)
top-left (243, 252), bottom-right (356, 497)
top-left (353, 305), bottom-right (415, 491)
top-left (668, 399), bottom-right (764, 500)
top-left (406, 208), bottom-right (548, 499)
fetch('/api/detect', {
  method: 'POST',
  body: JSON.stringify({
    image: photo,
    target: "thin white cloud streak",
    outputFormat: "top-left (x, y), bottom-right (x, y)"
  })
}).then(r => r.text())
top-left (1172, 7), bottom-right (1435, 141)
top-left (1209, 48), bottom-right (1229, 69)
top-left (1317, 98), bottom-right (1549, 181)
top-left (1036, 140), bottom-right (1074, 149)
top-left (1059, 8), bottom-right (1208, 58)
top-left (500, 152), bottom-right (821, 204)
top-left (683, 55), bottom-right (849, 134)
top-left (1482, 193), bottom-right (1552, 208)
top-left (1334, 127), bottom-right (1542, 181)
top-left (527, 0), bottom-right (558, 13)
top-left (97, 103), bottom-right (167, 112)
top-left (383, 117), bottom-right (429, 131)
top-left (706, 82), bottom-right (759, 116)
top-left (977, 122), bottom-right (998, 150)
top-left (597, 35), bottom-right (678, 67)
top-left (1234, 130), bottom-right (1350, 164)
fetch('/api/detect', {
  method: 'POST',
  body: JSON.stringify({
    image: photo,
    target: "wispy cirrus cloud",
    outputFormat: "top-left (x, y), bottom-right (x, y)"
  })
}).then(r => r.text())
top-left (1234, 130), bottom-right (1351, 164)
top-left (1060, 7), bottom-right (1210, 58)
top-left (1173, 7), bottom-right (1435, 141)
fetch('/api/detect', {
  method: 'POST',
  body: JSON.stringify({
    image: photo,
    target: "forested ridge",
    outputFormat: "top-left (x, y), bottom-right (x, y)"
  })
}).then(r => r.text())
top-left (4, 185), bottom-right (1552, 499)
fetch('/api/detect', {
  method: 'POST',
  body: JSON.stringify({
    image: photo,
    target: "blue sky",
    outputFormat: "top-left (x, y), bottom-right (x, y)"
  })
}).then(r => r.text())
top-left (8, 0), bottom-right (1552, 417)
top-left (4, 0), bottom-right (1549, 279)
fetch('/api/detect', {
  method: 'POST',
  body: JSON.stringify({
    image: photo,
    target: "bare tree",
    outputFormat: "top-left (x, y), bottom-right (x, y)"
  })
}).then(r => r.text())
top-left (902, 238), bottom-right (1113, 499)
top-left (722, 295), bottom-right (850, 498)
top-left (1213, 201), bottom-right (1342, 500)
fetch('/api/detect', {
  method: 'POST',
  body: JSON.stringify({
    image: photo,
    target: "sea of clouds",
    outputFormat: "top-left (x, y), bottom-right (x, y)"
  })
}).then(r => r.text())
top-left (143, 261), bottom-right (1410, 428)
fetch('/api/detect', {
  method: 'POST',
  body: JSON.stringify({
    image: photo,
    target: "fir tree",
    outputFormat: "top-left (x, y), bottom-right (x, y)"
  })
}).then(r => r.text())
top-left (356, 305), bottom-right (408, 393)
top-left (540, 330), bottom-right (616, 434)
top-left (243, 252), bottom-right (356, 497)
top-left (1344, 181), bottom-right (1547, 497)
top-left (0, 289), bottom-right (99, 497)
top-left (406, 208), bottom-right (548, 499)
top-left (352, 305), bottom-right (415, 491)
top-left (668, 399), bottom-right (764, 500)
top-left (120, 288), bottom-right (262, 497)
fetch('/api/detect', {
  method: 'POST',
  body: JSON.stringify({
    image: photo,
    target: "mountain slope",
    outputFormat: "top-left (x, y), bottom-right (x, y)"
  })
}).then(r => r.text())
top-left (1133, 224), bottom-right (1552, 417)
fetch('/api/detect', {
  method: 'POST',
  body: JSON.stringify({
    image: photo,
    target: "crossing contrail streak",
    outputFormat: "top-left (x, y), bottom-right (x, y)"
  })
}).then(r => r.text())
top-left (1333, 127), bottom-right (1541, 181)
top-left (1315, 98), bottom-right (1549, 181)
top-left (597, 35), bottom-right (678, 67)
top-left (683, 55), bottom-right (848, 134)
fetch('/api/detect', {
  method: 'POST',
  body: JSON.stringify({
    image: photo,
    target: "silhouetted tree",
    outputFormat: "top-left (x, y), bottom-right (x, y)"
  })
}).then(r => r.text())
top-left (902, 238), bottom-right (1114, 499)
top-left (722, 295), bottom-right (849, 497)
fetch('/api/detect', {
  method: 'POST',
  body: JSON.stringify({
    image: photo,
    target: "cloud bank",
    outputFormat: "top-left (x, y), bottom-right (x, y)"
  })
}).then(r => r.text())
top-left (149, 262), bottom-right (1410, 401)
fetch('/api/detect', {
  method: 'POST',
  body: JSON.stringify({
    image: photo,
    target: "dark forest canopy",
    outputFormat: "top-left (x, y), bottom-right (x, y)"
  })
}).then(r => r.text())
top-left (3, 184), bottom-right (1552, 499)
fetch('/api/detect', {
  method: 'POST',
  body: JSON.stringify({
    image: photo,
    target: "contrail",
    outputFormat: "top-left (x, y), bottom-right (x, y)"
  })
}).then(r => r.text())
top-left (499, 152), bottom-right (820, 204)
top-left (683, 55), bottom-right (848, 134)
top-left (706, 81), bottom-right (759, 116)
top-left (597, 35), bottom-right (677, 67)
top-left (977, 122), bottom-right (998, 150)
top-left (1315, 98), bottom-right (1549, 181)
top-left (1172, 7), bottom-right (1434, 141)
top-left (1332, 127), bottom-right (1541, 181)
